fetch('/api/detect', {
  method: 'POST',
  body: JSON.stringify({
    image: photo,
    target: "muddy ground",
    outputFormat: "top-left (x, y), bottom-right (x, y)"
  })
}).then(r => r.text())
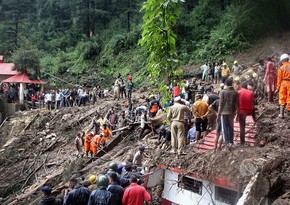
top-left (0, 90), bottom-right (290, 205)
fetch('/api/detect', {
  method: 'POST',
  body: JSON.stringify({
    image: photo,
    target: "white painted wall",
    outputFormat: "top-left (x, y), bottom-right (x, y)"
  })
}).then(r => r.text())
top-left (147, 167), bottom-right (164, 188)
top-left (162, 169), bottom-right (232, 205)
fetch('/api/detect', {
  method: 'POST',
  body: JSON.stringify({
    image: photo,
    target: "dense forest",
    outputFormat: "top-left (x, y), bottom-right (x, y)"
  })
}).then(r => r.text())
top-left (0, 0), bottom-right (289, 87)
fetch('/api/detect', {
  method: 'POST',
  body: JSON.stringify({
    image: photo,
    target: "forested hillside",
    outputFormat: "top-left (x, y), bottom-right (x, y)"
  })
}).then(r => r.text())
top-left (0, 0), bottom-right (289, 87)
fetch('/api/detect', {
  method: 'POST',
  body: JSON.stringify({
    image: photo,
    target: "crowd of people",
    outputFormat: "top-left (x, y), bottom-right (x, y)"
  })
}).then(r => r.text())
top-left (5, 53), bottom-right (289, 205)
top-left (39, 159), bottom-right (151, 205)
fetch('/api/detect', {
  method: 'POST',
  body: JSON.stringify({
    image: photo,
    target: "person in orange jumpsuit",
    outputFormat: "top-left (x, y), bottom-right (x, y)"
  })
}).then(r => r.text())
top-left (276, 54), bottom-right (290, 118)
top-left (100, 124), bottom-right (113, 147)
top-left (84, 131), bottom-right (94, 157)
top-left (91, 134), bottom-right (102, 155)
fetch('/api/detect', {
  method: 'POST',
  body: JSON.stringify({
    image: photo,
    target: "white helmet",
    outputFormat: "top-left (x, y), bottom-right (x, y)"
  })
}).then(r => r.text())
top-left (252, 73), bottom-right (258, 79)
top-left (280, 54), bottom-right (289, 61)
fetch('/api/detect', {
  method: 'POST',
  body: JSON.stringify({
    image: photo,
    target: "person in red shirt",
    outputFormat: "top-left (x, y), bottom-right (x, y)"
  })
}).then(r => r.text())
top-left (122, 176), bottom-right (151, 205)
top-left (237, 81), bottom-right (255, 145)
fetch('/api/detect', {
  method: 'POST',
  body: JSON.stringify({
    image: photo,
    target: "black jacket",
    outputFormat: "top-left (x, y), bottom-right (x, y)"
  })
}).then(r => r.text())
top-left (88, 188), bottom-right (113, 205)
top-left (107, 183), bottom-right (124, 205)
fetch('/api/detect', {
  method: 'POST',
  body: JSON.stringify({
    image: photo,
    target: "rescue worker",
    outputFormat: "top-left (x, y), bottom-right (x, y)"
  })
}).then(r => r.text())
top-left (88, 175), bottom-right (113, 205)
top-left (276, 54), bottom-right (290, 118)
top-left (63, 177), bottom-right (91, 205)
top-left (100, 124), bottom-right (113, 148)
top-left (158, 126), bottom-right (171, 150)
top-left (84, 131), bottom-right (94, 157)
top-left (107, 173), bottom-right (124, 205)
top-left (122, 176), bottom-right (151, 205)
top-left (74, 131), bottom-right (84, 158)
top-left (192, 94), bottom-right (209, 142)
top-left (88, 175), bottom-right (98, 192)
top-left (139, 110), bottom-right (151, 140)
top-left (133, 146), bottom-right (145, 167)
top-left (148, 95), bottom-right (162, 118)
top-left (39, 185), bottom-right (62, 205)
top-left (264, 57), bottom-right (277, 102)
top-left (90, 134), bottom-right (100, 156)
top-left (167, 96), bottom-right (191, 155)
top-left (221, 63), bottom-right (231, 83)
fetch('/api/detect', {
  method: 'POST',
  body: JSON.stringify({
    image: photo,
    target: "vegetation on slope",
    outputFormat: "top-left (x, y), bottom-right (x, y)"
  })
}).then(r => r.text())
top-left (0, 0), bottom-right (289, 87)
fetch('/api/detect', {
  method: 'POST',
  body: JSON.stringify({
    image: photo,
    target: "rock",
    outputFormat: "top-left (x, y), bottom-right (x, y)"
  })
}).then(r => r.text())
top-left (272, 192), bottom-right (290, 205)
top-left (61, 114), bottom-right (73, 121)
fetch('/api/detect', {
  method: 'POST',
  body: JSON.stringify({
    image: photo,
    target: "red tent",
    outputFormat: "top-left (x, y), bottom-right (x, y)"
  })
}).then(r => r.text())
top-left (2, 72), bottom-right (46, 84)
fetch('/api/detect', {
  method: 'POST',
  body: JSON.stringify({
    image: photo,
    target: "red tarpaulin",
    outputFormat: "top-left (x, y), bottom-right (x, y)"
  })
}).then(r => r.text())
top-left (2, 72), bottom-right (46, 84)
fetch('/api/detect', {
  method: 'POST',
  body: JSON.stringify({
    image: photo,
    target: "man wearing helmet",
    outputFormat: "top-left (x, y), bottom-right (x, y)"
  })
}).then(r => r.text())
top-left (276, 54), bottom-right (290, 118)
top-left (232, 60), bottom-right (241, 79)
top-left (88, 175), bottom-right (113, 205)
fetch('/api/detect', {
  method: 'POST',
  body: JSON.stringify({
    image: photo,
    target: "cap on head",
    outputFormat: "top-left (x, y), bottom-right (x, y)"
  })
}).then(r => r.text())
top-left (41, 186), bottom-right (52, 194)
top-left (149, 94), bottom-right (155, 99)
top-left (89, 175), bottom-right (97, 184)
top-left (223, 63), bottom-right (227, 66)
top-left (234, 60), bottom-right (238, 64)
top-left (252, 73), bottom-right (258, 79)
top-left (138, 146), bottom-right (145, 151)
top-left (69, 177), bottom-right (78, 183)
top-left (234, 76), bottom-right (240, 81)
top-left (280, 53), bottom-right (289, 61)
top-left (220, 83), bottom-right (224, 87)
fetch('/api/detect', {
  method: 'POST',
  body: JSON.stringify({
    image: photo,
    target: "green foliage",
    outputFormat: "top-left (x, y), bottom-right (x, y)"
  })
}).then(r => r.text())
top-left (139, 0), bottom-right (184, 84)
top-left (12, 38), bottom-right (41, 80)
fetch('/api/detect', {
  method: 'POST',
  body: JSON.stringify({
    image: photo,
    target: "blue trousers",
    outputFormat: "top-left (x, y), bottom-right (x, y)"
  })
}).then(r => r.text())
top-left (221, 115), bottom-right (235, 144)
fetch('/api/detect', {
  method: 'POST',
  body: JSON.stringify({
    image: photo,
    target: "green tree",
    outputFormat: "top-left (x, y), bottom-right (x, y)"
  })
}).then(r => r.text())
top-left (12, 38), bottom-right (41, 80)
top-left (139, 0), bottom-right (184, 85)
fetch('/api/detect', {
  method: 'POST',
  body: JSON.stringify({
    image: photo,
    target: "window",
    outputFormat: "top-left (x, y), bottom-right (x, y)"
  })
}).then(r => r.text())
top-left (178, 175), bottom-right (203, 195)
top-left (215, 186), bottom-right (239, 205)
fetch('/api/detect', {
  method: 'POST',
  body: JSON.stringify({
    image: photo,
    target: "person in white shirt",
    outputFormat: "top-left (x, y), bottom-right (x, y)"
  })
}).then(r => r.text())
top-left (45, 92), bottom-right (52, 110)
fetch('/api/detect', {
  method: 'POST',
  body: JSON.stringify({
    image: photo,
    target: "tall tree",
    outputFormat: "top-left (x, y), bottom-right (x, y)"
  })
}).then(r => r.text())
top-left (139, 0), bottom-right (184, 84)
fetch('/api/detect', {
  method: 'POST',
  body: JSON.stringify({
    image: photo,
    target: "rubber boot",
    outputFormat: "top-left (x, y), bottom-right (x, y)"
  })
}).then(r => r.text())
top-left (279, 106), bottom-right (285, 119)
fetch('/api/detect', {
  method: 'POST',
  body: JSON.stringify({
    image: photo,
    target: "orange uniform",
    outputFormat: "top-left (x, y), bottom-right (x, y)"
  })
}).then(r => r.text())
top-left (90, 135), bottom-right (101, 155)
top-left (84, 133), bottom-right (92, 154)
top-left (277, 61), bottom-right (290, 110)
top-left (100, 127), bottom-right (112, 145)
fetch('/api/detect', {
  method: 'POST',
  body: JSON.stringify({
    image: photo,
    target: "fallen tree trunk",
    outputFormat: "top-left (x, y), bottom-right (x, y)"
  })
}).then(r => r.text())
top-left (4, 170), bottom-right (63, 205)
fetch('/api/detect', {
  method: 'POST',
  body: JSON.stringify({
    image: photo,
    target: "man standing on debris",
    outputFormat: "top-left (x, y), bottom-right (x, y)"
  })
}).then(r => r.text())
top-left (276, 54), bottom-right (290, 118)
top-left (75, 131), bottom-right (84, 157)
top-left (100, 124), bottom-right (113, 148)
top-left (167, 96), bottom-right (191, 155)
top-left (88, 175), bottom-right (113, 205)
top-left (107, 173), bottom-right (124, 205)
top-left (114, 77), bottom-right (122, 100)
top-left (192, 94), bottom-right (209, 142)
top-left (264, 57), bottom-right (277, 102)
top-left (149, 95), bottom-right (162, 118)
top-left (39, 185), bottom-right (62, 205)
top-left (221, 63), bottom-right (231, 83)
top-left (139, 110), bottom-right (151, 140)
top-left (237, 81), bottom-right (255, 145)
top-left (122, 176), bottom-right (151, 205)
top-left (232, 60), bottom-right (241, 78)
top-left (201, 62), bottom-right (209, 82)
top-left (217, 78), bottom-right (239, 150)
top-left (63, 177), bottom-right (90, 205)
top-left (84, 131), bottom-right (94, 157)
top-left (133, 146), bottom-right (145, 167)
